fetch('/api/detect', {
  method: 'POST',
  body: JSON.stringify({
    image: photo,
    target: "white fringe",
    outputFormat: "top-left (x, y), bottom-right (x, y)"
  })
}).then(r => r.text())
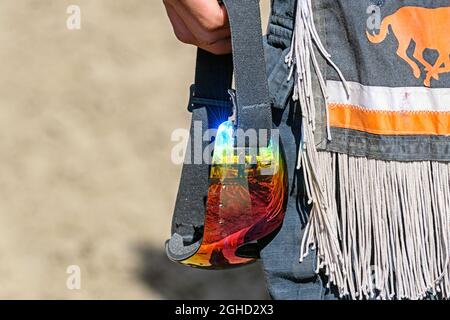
top-left (287, 0), bottom-right (450, 299)
top-left (315, 154), bottom-right (450, 300)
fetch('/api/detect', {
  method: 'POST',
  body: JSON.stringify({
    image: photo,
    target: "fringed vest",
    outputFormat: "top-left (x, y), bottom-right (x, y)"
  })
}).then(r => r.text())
top-left (268, 0), bottom-right (450, 300)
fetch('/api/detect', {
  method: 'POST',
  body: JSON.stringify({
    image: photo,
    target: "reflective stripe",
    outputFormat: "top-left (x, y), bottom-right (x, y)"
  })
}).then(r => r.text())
top-left (327, 80), bottom-right (450, 112)
top-left (329, 103), bottom-right (450, 135)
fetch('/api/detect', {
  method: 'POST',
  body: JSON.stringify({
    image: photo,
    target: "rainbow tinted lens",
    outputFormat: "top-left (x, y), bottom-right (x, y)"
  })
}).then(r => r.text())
top-left (181, 121), bottom-right (288, 269)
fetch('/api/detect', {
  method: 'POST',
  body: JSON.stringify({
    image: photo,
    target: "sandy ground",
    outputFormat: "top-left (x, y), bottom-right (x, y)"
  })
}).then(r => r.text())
top-left (0, 1), bottom-right (271, 299)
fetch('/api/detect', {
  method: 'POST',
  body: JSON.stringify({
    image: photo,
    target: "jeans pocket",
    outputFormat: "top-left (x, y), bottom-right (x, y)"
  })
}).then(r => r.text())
top-left (264, 40), bottom-right (294, 110)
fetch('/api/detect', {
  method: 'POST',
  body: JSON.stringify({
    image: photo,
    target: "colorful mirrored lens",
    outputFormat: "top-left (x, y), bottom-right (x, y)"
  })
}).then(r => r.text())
top-left (182, 121), bottom-right (288, 269)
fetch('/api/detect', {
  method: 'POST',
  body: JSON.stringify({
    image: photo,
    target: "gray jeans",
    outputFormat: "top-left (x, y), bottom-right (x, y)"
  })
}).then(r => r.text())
top-left (258, 101), bottom-right (339, 300)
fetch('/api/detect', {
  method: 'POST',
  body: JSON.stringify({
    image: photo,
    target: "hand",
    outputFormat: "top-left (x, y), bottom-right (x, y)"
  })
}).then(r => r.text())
top-left (163, 0), bottom-right (232, 55)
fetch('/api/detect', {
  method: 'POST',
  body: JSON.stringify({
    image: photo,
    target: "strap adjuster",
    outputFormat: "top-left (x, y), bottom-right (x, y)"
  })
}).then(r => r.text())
top-left (187, 85), bottom-right (233, 112)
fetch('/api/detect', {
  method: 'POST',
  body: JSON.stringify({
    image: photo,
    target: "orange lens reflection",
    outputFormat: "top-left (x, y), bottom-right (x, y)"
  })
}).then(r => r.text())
top-left (181, 121), bottom-right (288, 269)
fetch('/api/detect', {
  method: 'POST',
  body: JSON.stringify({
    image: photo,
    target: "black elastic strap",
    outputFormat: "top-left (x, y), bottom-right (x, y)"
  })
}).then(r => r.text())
top-left (170, 49), bottom-right (233, 242)
top-left (194, 49), bottom-right (233, 101)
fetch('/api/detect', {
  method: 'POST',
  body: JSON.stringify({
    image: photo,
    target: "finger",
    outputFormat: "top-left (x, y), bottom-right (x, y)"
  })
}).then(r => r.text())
top-left (163, 2), bottom-right (197, 44)
top-left (200, 37), bottom-right (232, 55)
top-left (164, 0), bottom-right (232, 54)
top-left (177, 0), bottom-right (230, 30)
top-left (168, 0), bottom-right (231, 45)
top-left (174, 6), bottom-right (231, 48)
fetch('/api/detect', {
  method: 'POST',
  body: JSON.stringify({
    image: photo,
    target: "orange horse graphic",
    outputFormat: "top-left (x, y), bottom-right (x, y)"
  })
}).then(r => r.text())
top-left (367, 6), bottom-right (450, 87)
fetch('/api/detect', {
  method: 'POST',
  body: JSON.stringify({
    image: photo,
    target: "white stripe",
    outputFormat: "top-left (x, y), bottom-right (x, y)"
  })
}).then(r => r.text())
top-left (327, 80), bottom-right (450, 112)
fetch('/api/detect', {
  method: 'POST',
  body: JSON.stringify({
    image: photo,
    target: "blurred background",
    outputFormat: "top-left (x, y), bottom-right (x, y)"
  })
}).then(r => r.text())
top-left (0, 0), bottom-right (271, 299)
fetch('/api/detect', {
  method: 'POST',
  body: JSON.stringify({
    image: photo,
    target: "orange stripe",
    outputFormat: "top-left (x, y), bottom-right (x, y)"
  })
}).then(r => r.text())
top-left (329, 104), bottom-right (450, 136)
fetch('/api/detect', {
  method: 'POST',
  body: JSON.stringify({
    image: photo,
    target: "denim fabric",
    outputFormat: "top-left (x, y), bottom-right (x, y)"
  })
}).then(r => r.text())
top-left (324, 0), bottom-right (450, 88)
top-left (267, 0), bottom-right (450, 161)
top-left (264, 0), bottom-right (296, 111)
top-left (321, 0), bottom-right (450, 160)
top-left (259, 99), bottom-right (338, 300)
top-left (264, 40), bottom-right (294, 110)
top-left (261, 0), bottom-right (332, 301)
top-left (267, 0), bottom-right (295, 49)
